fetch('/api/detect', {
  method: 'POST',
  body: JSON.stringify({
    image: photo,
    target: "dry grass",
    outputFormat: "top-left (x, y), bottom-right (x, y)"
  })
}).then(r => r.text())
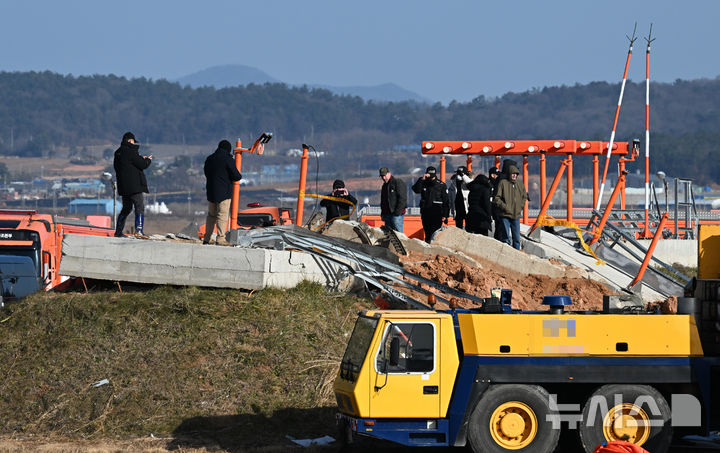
top-left (0, 283), bottom-right (371, 451)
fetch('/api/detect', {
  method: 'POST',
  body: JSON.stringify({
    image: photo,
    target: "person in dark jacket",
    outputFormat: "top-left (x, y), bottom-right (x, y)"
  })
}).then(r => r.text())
top-left (203, 140), bottom-right (242, 245)
top-left (379, 167), bottom-right (407, 233)
top-left (320, 179), bottom-right (357, 223)
top-left (493, 165), bottom-right (530, 250)
top-left (449, 166), bottom-right (471, 229)
top-left (466, 174), bottom-right (494, 236)
top-left (113, 132), bottom-right (152, 238)
top-left (411, 166), bottom-right (450, 243)
top-left (489, 166), bottom-right (505, 242)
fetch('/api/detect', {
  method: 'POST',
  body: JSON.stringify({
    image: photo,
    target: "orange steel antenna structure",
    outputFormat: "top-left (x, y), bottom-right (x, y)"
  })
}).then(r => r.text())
top-left (627, 211), bottom-right (668, 290)
top-left (422, 139), bottom-right (629, 224)
top-left (597, 23), bottom-right (638, 211)
top-left (642, 25), bottom-right (656, 238)
top-left (589, 171), bottom-right (628, 246)
top-left (295, 144), bottom-right (310, 226)
top-left (230, 133), bottom-right (272, 229)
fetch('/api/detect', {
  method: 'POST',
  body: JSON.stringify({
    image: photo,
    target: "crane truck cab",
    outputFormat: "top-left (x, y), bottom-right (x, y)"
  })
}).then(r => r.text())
top-left (0, 210), bottom-right (114, 302)
top-left (334, 296), bottom-right (720, 453)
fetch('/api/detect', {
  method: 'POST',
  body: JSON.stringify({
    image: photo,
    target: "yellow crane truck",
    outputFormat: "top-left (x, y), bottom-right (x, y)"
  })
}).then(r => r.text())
top-left (333, 292), bottom-right (720, 453)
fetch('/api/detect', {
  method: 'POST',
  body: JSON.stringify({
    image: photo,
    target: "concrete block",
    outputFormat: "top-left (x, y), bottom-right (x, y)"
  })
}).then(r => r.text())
top-left (431, 226), bottom-right (566, 278)
top-left (397, 235), bottom-right (480, 268)
top-left (60, 234), bottom-right (348, 291)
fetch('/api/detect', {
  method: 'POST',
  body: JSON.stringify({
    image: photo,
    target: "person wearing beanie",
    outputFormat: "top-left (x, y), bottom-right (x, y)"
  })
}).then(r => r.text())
top-left (113, 131), bottom-right (153, 238)
top-left (320, 179), bottom-right (357, 223)
top-left (203, 139), bottom-right (242, 245)
top-left (493, 164), bottom-right (530, 250)
top-left (411, 165), bottom-right (450, 243)
top-left (379, 167), bottom-right (407, 233)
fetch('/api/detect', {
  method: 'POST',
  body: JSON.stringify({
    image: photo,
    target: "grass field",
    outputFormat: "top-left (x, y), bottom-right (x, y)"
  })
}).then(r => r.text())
top-left (0, 282), bottom-right (372, 451)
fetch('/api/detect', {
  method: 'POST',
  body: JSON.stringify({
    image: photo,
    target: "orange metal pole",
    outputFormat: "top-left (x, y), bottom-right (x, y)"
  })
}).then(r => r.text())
top-left (627, 212), bottom-right (668, 289)
top-left (230, 140), bottom-right (243, 230)
top-left (593, 155), bottom-right (599, 210)
top-left (589, 171), bottom-right (627, 246)
top-left (566, 154), bottom-right (573, 224)
top-left (523, 155), bottom-right (529, 224)
top-left (440, 156), bottom-right (446, 182)
top-left (494, 156), bottom-right (501, 170)
top-left (540, 152), bottom-right (547, 206)
top-left (295, 145), bottom-right (309, 226)
top-left (466, 156), bottom-right (473, 173)
top-left (528, 160), bottom-right (568, 235)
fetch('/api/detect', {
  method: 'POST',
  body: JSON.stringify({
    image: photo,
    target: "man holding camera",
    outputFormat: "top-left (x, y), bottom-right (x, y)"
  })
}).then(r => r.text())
top-left (411, 166), bottom-right (449, 243)
top-left (320, 179), bottom-right (357, 223)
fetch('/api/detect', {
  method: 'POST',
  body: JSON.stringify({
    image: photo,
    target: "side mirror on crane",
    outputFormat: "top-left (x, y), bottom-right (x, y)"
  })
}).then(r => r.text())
top-left (389, 337), bottom-right (400, 367)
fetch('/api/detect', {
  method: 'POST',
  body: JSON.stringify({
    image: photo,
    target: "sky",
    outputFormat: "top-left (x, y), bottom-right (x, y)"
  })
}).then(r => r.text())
top-left (1, 0), bottom-right (718, 104)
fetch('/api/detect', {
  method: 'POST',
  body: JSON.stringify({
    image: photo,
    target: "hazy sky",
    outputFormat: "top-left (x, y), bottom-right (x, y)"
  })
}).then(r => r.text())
top-left (1, 0), bottom-right (718, 104)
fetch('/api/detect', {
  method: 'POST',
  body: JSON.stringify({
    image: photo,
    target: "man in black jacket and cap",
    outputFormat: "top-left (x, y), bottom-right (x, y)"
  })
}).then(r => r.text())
top-left (113, 132), bottom-right (152, 238)
top-left (203, 140), bottom-right (242, 245)
top-left (320, 179), bottom-right (357, 223)
top-left (411, 166), bottom-right (449, 243)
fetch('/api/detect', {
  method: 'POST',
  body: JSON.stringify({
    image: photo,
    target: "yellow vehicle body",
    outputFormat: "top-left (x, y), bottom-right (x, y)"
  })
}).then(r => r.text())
top-left (458, 313), bottom-right (704, 357)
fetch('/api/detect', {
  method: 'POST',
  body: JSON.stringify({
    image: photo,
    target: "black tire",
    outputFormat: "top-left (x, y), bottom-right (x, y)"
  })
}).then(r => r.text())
top-left (467, 384), bottom-right (560, 453)
top-left (579, 384), bottom-right (672, 453)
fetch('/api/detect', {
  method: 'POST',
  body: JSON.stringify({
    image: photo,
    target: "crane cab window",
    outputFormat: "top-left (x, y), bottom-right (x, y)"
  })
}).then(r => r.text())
top-left (375, 322), bottom-right (435, 374)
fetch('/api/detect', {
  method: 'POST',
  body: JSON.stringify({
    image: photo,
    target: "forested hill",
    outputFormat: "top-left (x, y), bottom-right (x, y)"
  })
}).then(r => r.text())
top-left (1, 71), bottom-right (719, 182)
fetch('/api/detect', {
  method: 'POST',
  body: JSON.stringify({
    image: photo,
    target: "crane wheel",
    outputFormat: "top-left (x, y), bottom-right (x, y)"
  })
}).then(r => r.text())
top-left (467, 384), bottom-right (559, 453)
top-left (579, 384), bottom-right (671, 453)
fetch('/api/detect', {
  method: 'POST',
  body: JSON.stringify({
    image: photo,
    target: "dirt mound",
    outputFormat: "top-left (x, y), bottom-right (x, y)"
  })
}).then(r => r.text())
top-left (401, 252), bottom-right (613, 311)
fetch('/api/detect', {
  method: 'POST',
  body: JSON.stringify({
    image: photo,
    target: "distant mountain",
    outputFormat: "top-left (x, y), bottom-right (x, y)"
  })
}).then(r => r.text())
top-left (174, 64), bottom-right (430, 103)
top-left (175, 64), bottom-right (280, 88)
top-left (311, 82), bottom-right (431, 103)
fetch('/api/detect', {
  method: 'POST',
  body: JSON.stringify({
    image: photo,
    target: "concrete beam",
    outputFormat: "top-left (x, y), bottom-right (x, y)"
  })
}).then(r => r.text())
top-left (60, 234), bottom-right (348, 291)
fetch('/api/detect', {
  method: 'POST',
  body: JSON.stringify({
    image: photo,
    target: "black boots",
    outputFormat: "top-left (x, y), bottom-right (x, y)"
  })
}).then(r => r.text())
top-left (134, 214), bottom-right (149, 239)
top-left (114, 213), bottom-right (128, 237)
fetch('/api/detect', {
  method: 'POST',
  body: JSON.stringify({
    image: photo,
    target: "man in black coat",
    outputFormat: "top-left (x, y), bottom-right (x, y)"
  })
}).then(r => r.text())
top-left (113, 132), bottom-right (152, 238)
top-left (411, 166), bottom-right (449, 243)
top-left (320, 179), bottom-right (357, 223)
top-left (203, 140), bottom-right (242, 245)
top-left (466, 174), bottom-right (494, 236)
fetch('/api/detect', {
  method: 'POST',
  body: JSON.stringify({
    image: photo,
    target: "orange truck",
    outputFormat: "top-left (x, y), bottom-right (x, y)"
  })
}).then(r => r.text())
top-left (0, 210), bottom-right (114, 304)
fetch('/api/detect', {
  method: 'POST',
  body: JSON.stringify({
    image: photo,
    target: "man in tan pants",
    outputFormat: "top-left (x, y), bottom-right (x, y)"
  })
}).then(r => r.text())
top-left (203, 140), bottom-right (241, 245)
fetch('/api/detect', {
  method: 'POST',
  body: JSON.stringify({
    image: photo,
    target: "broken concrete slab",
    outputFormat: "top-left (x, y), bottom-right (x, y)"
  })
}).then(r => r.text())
top-left (60, 234), bottom-right (350, 291)
top-left (521, 225), bottom-right (671, 301)
top-left (429, 226), bottom-right (568, 278)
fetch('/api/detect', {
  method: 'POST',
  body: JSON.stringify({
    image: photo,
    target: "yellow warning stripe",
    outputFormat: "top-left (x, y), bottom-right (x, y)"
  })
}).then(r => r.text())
top-left (304, 194), bottom-right (357, 231)
top-left (535, 215), bottom-right (605, 265)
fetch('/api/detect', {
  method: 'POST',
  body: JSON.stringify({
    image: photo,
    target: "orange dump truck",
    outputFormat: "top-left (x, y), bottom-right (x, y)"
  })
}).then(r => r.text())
top-left (0, 210), bottom-right (114, 304)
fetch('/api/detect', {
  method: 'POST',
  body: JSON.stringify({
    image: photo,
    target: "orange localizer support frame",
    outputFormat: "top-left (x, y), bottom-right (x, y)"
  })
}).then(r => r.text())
top-left (528, 159), bottom-right (568, 235)
top-left (422, 140), bottom-right (629, 225)
top-left (589, 171), bottom-right (628, 246)
top-left (627, 211), bottom-right (668, 289)
top-left (295, 145), bottom-right (310, 226)
top-left (522, 155), bottom-right (529, 224)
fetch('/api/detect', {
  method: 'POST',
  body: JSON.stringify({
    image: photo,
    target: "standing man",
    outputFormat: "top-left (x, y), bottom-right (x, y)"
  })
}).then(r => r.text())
top-left (203, 140), bottom-right (242, 245)
top-left (450, 165), bottom-right (471, 229)
top-left (411, 166), bottom-right (450, 243)
top-left (320, 179), bottom-right (357, 223)
top-left (113, 132), bottom-right (152, 238)
top-left (379, 167), bottom-right (407, 233)
top-left (493, 165), bottom-right (530, 250)
top-left (489, 167), bottom-right (505, 242)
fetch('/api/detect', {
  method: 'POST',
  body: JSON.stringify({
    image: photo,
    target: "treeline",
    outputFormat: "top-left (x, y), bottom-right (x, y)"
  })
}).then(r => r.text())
top-left (0, 71), bottom-right (719, 182)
